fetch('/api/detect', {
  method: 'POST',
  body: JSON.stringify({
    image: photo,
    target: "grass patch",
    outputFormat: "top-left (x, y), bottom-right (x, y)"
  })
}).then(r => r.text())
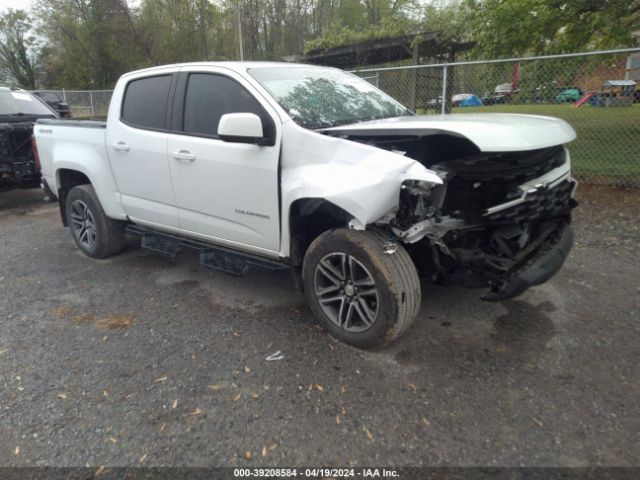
top-left (447, 104), bottom-right (640, 183)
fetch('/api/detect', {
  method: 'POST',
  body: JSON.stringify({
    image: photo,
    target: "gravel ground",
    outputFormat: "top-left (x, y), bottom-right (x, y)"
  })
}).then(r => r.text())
top-left (0, 186), bottom-right (638, 468)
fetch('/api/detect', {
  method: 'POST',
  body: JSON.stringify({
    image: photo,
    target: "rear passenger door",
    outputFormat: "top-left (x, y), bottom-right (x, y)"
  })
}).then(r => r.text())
top-left (166, 67), bottom-right (281, 254)
top-left (106, 71), bottom-right (180, 228)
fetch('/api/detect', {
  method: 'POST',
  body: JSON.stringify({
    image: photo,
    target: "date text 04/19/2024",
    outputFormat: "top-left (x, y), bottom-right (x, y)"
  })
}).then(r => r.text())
top-left (233, 468), bottom-right (399, 478)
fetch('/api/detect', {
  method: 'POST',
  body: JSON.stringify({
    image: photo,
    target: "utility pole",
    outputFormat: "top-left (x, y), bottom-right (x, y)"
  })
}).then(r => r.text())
top-left (236, 0), bottom-right (244, 61)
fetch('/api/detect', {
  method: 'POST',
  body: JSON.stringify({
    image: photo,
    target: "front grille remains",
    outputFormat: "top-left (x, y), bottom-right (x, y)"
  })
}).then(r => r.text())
top-left (440, 146), bottom-right (568, 220)
top-left (444, 146), bottom-right (566, 183)
top-left (484, 180), bottom-right (576, 224)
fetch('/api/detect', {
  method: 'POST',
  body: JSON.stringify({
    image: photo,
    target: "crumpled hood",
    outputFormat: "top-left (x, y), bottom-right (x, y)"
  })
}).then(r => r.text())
top-left (322, 113), bottom-right (577, 152)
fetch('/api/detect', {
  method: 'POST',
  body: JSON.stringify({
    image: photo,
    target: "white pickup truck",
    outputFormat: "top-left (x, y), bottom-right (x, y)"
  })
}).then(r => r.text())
top-left (35, 62), bottom-right (577, 348)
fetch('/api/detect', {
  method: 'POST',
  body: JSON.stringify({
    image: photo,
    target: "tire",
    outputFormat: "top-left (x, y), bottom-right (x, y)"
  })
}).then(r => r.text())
top-left (302, 228), bottom-right (421, 349)
top-left (65, 184), bottom-right (125, 259)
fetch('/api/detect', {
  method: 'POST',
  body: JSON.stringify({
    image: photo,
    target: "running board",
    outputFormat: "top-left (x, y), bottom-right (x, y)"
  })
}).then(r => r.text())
top-left (126, 225), bottom-right (289, 276)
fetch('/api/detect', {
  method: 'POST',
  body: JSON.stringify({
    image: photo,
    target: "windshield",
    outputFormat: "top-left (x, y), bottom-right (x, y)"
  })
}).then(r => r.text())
top-left (0, 90), bottom-right (55, 116)
top-left (249, 67), bottom-right (411, 129)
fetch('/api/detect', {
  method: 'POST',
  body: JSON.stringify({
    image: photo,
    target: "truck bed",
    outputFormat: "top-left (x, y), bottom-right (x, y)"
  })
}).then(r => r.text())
top-left (35, 118), bottom-right (109, 201)
top-left (36, 119), bottom-right (106, 129)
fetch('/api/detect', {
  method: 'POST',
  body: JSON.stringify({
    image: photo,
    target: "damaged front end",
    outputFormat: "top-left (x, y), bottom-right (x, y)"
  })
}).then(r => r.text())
top-left (387, 145), bottom-right (577, 301)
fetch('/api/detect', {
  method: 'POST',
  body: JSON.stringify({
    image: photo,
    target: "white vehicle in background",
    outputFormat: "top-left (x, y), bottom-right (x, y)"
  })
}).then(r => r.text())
top-left (35, 62), bottom-right (577, 349)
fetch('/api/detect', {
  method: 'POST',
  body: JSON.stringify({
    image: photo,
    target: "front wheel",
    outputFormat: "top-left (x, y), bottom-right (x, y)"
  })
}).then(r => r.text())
top-left (302, 229), bottom-right (421, 349)
top-left (65, 184), bottom-right (125, 259)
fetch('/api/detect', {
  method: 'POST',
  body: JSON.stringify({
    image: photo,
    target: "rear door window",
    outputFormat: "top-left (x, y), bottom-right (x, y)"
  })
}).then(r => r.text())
top-left (121, 75), bottom-right (172, 130)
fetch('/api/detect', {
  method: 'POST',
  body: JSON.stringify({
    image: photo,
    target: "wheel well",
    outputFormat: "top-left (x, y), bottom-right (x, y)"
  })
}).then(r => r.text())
top-left (57, 169), bottom-right (91, 226)
top-left (289, 198), bottom-right (352, 266)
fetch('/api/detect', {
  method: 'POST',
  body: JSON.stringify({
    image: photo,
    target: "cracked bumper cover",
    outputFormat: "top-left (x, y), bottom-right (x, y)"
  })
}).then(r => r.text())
top-left (482, 223), bottom-right (574, 302)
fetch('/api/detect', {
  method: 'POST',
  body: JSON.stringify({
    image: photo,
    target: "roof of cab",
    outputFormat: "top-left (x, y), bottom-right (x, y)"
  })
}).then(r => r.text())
top-left (122, 61), bottom-right (322, 78)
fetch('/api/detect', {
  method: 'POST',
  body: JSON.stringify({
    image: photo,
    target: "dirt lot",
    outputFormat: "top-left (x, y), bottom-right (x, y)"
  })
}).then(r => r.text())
top-left (0, 186), bottom-right (638, 468)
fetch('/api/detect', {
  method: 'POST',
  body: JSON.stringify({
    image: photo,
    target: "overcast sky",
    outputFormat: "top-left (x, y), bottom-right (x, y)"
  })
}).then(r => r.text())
top-left (0, 0), bottom-right (32, 12)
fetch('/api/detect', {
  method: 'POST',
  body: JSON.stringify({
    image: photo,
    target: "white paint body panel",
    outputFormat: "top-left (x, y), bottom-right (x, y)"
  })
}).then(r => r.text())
top-left (167, 132), bottom-right (281, 252)
top-left (35, 124), bottom-right (127, 221)
top-left (218, 113), bottom-right (264, 138)
top-left (324, 113), bottom-right (577, 152)
top-left (278, 120), bottom-right (442, 257)
top-left (166, 64), bottom-right (282, 253)
top-left (35, 61), bottom-right (576, 261)
top-left (105, 65), bottom-right (179, 228)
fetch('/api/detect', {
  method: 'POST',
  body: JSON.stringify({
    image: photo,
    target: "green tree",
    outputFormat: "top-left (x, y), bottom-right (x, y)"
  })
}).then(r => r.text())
top-left (0, 9), bottom-right (38, 88)
top-left (137, 0), bottom-right (223, 64)
top-left (463, 0), bottom-right (640, 57)
top-left (34, 0), bottom-right (147, 88)
top-left (304, 16), bottom-right (414, 54)
top-left (337, 0), bottom-right (367, 30)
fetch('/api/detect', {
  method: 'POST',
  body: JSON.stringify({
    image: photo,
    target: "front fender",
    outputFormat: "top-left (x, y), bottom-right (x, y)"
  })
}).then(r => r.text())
top-left (279, 121), bottom-right (441, 257)
top-left (283, 160), bottom-right (440, 226)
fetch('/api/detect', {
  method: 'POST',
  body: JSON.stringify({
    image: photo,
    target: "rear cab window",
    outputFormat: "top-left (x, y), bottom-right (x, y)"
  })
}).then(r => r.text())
top-left (121, 75), bottom-right (172, 130)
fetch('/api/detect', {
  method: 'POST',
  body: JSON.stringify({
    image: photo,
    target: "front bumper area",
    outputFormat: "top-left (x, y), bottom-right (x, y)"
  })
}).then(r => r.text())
top-left (398, 147), bottom-right (578, 301)
top-left (409, 178), bottom-right (577, 301)
top-left (482, 221), bottom-right (573, 301)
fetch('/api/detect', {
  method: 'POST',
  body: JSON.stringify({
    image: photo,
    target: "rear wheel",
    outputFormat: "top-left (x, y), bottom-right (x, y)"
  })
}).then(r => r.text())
top-left (302, 228), bottom-right (421, 349)
top-left (65, 184), bottom-right (125, 259)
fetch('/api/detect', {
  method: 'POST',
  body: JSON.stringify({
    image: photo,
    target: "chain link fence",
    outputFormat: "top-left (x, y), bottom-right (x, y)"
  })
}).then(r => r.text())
top-left (354, 48), bottom-right (640, 187)
top-left (59, 90), bottom-right (113, 118)
top-left (49, 49), bottom-right (639, 186)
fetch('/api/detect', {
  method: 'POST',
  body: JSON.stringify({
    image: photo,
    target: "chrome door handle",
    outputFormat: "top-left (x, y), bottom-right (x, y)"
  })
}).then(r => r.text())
top-left (112, 141), bottom-right (129, 151)
top-left (172, 150), bottom-right (196, 162)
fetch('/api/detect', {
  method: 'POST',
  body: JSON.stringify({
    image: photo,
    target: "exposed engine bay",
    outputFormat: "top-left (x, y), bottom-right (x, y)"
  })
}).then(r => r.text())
top-left (342, 133), bottom-right (577, 301)
top-left (0, 122), bottom-right (39, 190)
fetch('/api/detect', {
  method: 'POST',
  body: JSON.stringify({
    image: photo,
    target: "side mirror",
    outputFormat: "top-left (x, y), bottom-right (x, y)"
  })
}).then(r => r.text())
top-left (218, 113), bottom-right (270, 145)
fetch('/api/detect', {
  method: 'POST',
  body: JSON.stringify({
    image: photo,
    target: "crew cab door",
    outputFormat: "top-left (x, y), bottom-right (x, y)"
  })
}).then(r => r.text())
top-left (105, 70), bottom-right (179, 228)
top-left (166, 68), bottom-right (281, 254)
